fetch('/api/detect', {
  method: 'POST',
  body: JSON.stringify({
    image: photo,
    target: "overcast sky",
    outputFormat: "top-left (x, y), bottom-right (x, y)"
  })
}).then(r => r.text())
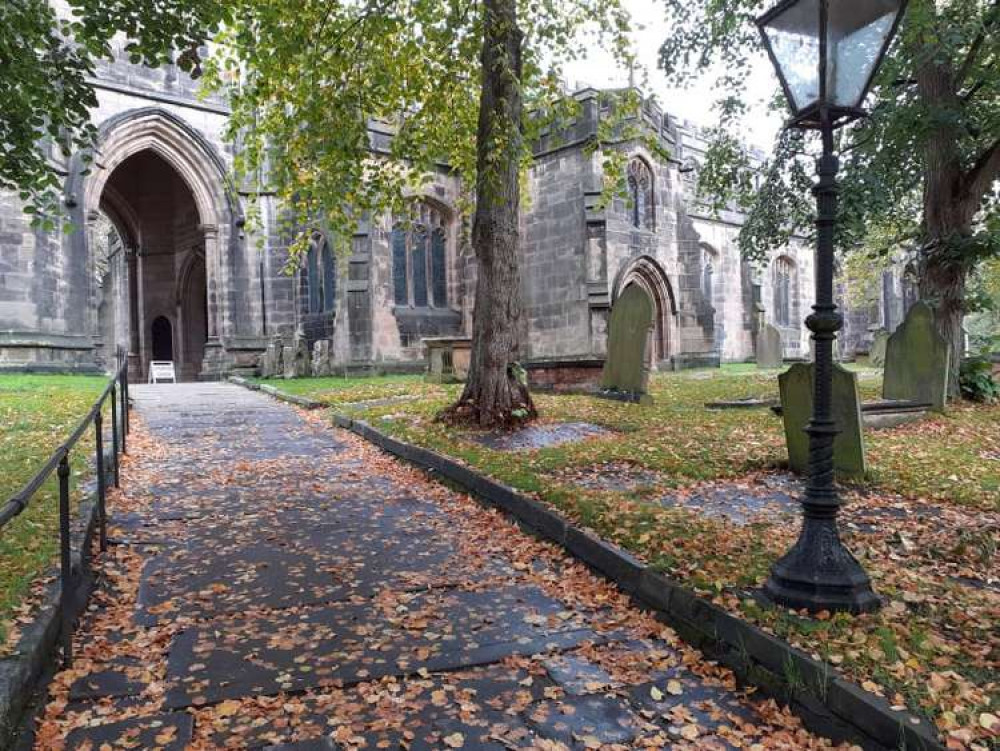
top-left (562, 0), bottom-right (784, 150)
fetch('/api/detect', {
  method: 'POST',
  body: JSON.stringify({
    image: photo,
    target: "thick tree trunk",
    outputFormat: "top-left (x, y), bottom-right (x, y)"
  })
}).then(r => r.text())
top-left (438, 0), bottom-right (536, 429)
top-left (914, 47), bottom-right (977, 399)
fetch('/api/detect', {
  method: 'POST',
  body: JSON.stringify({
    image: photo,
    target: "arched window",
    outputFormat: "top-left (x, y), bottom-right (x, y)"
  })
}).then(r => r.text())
top-left (627, 158), bottom-right (654, 230)
top-left (321, 240), bottom-right (336, 312)
top-left (391, 202), bottom-right (449, 308)
top-left (773, 256), bottom-right (795, 327)
top-left (304, 235), bottom-right (337, 314)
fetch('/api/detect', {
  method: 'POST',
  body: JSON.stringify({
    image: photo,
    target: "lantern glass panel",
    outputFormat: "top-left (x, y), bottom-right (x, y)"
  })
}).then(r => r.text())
top-left (827, 0), bottom-right (902, 108)
top-left (760, 0), bottom-right (821, 113)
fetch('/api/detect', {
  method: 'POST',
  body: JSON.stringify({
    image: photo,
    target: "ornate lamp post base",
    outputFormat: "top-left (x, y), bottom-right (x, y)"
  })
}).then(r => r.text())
top-left (764, 516), bottom-right (880, 614)
top-left (761, 128), bottom-right (881, 616)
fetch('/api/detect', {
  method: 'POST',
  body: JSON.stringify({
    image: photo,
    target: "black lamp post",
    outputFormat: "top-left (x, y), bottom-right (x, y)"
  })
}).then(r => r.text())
top-left (756, 0), bottom-right (907, 614)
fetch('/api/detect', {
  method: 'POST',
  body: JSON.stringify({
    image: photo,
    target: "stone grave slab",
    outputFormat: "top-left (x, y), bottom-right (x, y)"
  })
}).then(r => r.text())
top-left (469, 422), bottom-right (613, 451)
top-left (526, 693), bottom-right (644, 745)
top-left (628, 673), bottom-right (761, 732)
top-left (163, 584), bottom-right (599, 709)
top-left (553, 462), bottom-right (665, 493)
top-left (755, 323), bottom-right (784, 369)
top-left (599, 283), bottom-right (654, 403)
top-left (883, 301), bottom-right (950, 412)
top-left (206, 663), bottom-right (549, 750)
top-left (779, 362), bottom-right (867, 478)
top-left (542, 654), bottom-right (618, 695)
top-left (68, 660), bottom-right (147, 703)
top-left (656, 474), bottom-right (801, 525)
top-left (65, 713), bottom-right (193, 750)
top-left (137, 523), bottom-right (508, 624)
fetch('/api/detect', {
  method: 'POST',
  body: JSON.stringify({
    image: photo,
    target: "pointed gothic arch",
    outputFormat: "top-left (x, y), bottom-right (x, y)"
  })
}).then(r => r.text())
top-left (64, 108), bottom-right (242, 378)
top-left (613, 255), bottom-right (678, 367)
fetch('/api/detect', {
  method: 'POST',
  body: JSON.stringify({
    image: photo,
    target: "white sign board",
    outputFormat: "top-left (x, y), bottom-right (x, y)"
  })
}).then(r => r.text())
top-left (149, 361), bottom-right (177, 384)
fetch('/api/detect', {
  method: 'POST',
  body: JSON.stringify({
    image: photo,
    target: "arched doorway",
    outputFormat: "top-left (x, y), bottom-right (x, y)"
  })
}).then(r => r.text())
top-left (614, 256), bottom-right (678, 369)
top-left (98, 149), bottom-right (208, 380)
top-left (70, 108), bottom-right (236, 381)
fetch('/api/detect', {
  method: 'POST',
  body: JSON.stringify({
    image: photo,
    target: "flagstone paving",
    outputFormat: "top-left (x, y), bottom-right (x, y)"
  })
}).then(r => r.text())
top-left (34, 383), bottom-right (848, 750)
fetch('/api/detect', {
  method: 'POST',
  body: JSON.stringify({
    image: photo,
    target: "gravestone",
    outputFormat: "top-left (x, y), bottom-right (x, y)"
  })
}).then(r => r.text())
top-left (883, 301), bottom-right (949, 412)
top-left (869, 329), bottom-right (889, 367)
top-left (756, 324), bottom-right (783, 369)
top-left (423, 337), bottom-right (472, 383)
top-left (260, 336), bottom-right (283, 377)
top-left (779, 362), bottom-right (867, 478)
top-left (282, 338), bottom-right (311, 379)
top-left (599, 284), bottom-right (653, 404)
top-left (311, 340), bottom-right (332, 377)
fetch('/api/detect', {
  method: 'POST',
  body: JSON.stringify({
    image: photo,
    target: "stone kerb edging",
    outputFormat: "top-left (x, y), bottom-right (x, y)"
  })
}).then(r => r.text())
top-left (231, 378), bottom-right (944, 751)
top-left (227, 376), bottom-right (324, 410)
top-left (332, 414), bottom-right (945, 751)
top-left (0, 454), bottom-right (111, 751)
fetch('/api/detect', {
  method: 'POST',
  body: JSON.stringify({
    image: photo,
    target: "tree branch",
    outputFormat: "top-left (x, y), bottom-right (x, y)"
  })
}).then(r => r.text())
top-left (965, 137), bottom-right (1000, 204)
top-left (960, 78), bottom-right (986, 103)
top-left (957, 0), bottom-right (1000, 85)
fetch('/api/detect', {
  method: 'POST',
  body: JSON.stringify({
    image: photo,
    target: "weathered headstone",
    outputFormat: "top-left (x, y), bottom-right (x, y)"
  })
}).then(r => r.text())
top-left (260, 336), bottom-right (283, 377)
top-left (883, 301), bottom-right (949, 412)
top-left (599, 284), bottom-right (653, 403)
top-left (311, 339), bottom-right (332, 377)
top-left (756, 323), bottom-right (783, 369)
top-left (282, 338), bottom-right (311, 379)
top-left (423, 337), bottom-right (472, 383)
top-left (868, 329), bottom-right (889, 367)
top-left (779, 362), bottom-right (867, 478)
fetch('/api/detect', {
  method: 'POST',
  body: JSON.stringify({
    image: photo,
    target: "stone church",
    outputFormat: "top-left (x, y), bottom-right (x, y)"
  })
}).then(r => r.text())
top-left (0, 36), bottom-right (895, 384)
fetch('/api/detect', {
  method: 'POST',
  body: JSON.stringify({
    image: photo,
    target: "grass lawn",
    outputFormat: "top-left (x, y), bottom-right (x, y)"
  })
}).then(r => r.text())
top-left (0, 374), bottom-right (106, 648)
top-left (266, 366), bottom-right (1000, 747)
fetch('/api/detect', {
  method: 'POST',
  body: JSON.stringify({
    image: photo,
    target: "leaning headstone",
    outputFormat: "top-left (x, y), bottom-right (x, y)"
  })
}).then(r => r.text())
top-left (868, 329), bottom-right (889, 367)
top-left (883, 301), bottom-right (949, 412)
top-left (779, 362), bottom-right (867, 478)
top-left (756, 323), bottom-right (783, 369)
top-left (599, 284), bottom-right (653, 404)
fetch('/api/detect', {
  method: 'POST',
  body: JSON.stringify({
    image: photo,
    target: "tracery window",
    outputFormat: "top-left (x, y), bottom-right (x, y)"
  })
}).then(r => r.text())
top-left (627, 158), bottom-right (654, 230)
top-left (773, 256), bottom-right (795, 327)
top-left (391, 202), bottom-right (448, 308)
top-left (305, 235), bottom-right (336, 314)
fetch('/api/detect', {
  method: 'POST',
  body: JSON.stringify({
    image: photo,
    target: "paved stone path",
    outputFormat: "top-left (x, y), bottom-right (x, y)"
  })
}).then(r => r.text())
top-left (35, 383), bottom-right (842, 750)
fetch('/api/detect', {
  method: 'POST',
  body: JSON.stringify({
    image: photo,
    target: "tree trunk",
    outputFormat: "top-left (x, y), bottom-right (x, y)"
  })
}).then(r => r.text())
top-left (437, 0), bottom-right (536, 429)
top-left (914, 42), bottom-right (976, 399)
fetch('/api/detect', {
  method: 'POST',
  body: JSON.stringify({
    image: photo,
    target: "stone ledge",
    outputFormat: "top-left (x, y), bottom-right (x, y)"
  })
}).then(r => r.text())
top-left (327, 414), bottom-right (946, 751)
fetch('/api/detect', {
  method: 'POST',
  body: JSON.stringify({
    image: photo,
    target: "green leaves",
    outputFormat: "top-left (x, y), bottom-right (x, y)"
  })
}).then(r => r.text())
top-left (207, 0), bottom-right (636, 266)
top-left (656, 0), bottom-right (999, 292)
top-left (1, 0), bottom-right (230, 218)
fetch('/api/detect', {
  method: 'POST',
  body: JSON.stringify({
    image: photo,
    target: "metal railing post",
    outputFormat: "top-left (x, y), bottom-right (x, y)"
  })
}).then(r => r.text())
top-left (120, 372), bottom-right (127, 456)
top-left (57, 454), bottom-right (73, 666)
top-left (95, 408), bottom-right (107, 552)
top-left (111, 384), bottom-right (120, 489)
top-left (123, 362), bottom-right (130, 436)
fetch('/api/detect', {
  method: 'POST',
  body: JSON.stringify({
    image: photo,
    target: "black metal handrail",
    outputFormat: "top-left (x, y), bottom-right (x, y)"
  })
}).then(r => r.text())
top-left (0, 347), bottom-right (130, 665)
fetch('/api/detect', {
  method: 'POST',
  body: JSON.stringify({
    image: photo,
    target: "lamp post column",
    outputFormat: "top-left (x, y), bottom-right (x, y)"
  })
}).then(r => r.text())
top-left (764, 117), bottom-right (880, 614)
